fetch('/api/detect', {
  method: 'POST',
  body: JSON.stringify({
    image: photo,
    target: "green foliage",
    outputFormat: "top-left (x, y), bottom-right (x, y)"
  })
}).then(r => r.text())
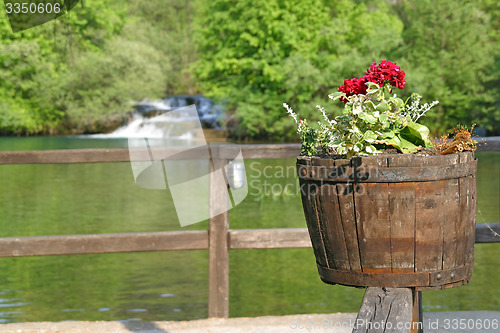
top-left (394, 0), bottom-right (498, 135)
top-left (0, 0), bottom-right (130, 134)
top-left (0, 0), bottom-right (191, 134)
top-left (193, 0), bottom-right (404, 139)
top-left (0, 38), bottom-right (62, 133)
top-left (0, 0), bottom-right (499, 136)
top-left (477, 0), bottom-right (500, 135)
top-left (195, 0), bottom-right (500, 138)
top-left (288, 81), bottom-right (435, 158)
top-left (58, 36), bottom-right (168, 132)
top-left (126, 0), bottom-right (198, 94)
top-left (56, 0), bottom-right (128, 51)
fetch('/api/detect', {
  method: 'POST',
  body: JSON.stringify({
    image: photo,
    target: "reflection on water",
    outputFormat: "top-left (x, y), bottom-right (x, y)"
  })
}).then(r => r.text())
top-left (0, 138), bottom-right (498, 323)
top-left (0, 290), bottom-right (24, 323)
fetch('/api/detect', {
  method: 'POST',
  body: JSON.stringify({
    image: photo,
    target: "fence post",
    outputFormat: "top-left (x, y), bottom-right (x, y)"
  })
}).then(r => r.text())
top-left (353, 287), bottom-right (415, 333)
top-left (208, 151), bottom-right (230, 318)
top-left (411, 289), bottom-right (423, 333)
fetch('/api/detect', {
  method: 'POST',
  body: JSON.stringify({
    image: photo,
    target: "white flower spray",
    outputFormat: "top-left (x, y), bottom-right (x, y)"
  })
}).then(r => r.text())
top-left (283, 103), bottom-right (304, 134)
top-left (316, 104), bottom-right (336, 126)
top-left (403, 93), bottom-right (439, 122)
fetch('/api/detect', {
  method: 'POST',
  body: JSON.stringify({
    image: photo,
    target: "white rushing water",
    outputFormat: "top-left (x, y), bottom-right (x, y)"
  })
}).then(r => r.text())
top-left (87, 96), bottom-right (224, 139)
top-left (88, 110), bottom-right (202, 140)
top-left (91, 114), bottom-right (192, 139)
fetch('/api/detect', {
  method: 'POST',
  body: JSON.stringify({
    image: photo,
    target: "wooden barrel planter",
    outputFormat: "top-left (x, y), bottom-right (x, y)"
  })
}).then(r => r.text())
top-left (297, 152), bottom-right (477, 290)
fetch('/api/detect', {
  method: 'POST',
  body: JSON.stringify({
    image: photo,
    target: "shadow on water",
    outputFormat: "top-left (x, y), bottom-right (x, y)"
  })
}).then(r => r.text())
top-left (121, 321), bottom-right (169, 332)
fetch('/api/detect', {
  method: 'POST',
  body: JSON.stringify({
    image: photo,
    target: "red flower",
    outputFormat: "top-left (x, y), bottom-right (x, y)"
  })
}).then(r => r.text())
top-left (336, 61), bottom-right (406, 104)
top-left (363, 60), bottom-right (406, 89)
top-left (337, 77), bottom-right (368, 103)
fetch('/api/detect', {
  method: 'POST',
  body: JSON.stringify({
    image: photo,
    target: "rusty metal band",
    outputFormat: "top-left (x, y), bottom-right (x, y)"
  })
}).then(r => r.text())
top-left (316, 262), bottom-right (473, 289)
top-left (297, 160), bottom-right (477, 183)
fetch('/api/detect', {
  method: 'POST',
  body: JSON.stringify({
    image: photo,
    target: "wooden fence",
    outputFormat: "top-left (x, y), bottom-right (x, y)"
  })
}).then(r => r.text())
top-left (0, 141), bottom-right (499, 320)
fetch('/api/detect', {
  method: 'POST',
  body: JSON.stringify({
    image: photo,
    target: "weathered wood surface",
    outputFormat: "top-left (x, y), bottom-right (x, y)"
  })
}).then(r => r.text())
top-left (475, 136), bottom-right (500, 151)
top-left (0, 147), bottom-right (211, 164)
top-left (297, 156), bottom-right (477, 182)
top-left (0, 148), bottom-right (131, 164)
top-left (355, 183), bottom-right (392, 273)
top-left (415, 180), bottom-right (445, 272)
top-left (337, 184), bottom-right (362, 271)
top-left (387, 156), bottom-right (416, 274)
top-left (318, 184), bottom-right (350, 270)
top-left (0, 231), bottom-right (209, 257)
top-left (352, 287), bottom-right (416, 333)
top-left (443, 178), bottom-right (460, 270)
top-left (475, 223), bottom-right (500, 243)
top-left (354, 156), bottom-right (392, 274)
top-left (299, 152), bottom-right (477, 289)
top-left (208, 157), bottom-right (229, 318)
top-left (229, 228), bottom-right (311, 249)
top-left (217, 143), bottom-right (301, 159)
top-left (0, 143), bottom-right (496, 321)
top-left (317, 263), bottom-right (473, 289)
top-left (460, 153), bottom-right (476, 268)
top-left (0, 137), bottom-right (498, 165)
top-left (0, 144), bottom-right (302, 165)
top-left (300, 184), bottom-right (328, 267)
top-left (1, 224), bottom-right (495, 259)
top-left (411, 290), bottom-right (424, 333)
top-left (389, 183), bottom-right (416, 273)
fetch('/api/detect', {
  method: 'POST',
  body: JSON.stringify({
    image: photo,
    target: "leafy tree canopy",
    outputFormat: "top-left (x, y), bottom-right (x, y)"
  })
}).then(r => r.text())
top-left (193, 0), bottom-right (404, 139)
top-left (0, 0), bottom-right (498, 136)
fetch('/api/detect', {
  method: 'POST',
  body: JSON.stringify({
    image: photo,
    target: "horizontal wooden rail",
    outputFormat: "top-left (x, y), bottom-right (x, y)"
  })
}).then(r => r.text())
top-left (0, 143), bottom-right (498, 319)
top-left (229, 228), bottom-right (311, 249)
top-left (0, 231), bottom-right (209, 257)
top-left (476, 137), bottom-right (500, 151)
top-left (0, 144), bottom-right (302, 165)
top-left (218, 144), bottom-right (301, 159)
top-left (0, 138), bottom-right (497, 165)
top-left (0, 148), bottom-right (130, 165)
top-left (0, 223), bottom-right (497, 258)
top-left (475, 222), bottom-right (500, 243)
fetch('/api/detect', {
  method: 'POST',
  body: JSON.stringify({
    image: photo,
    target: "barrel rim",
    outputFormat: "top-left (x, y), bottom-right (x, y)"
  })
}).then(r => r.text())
top-left (297, 151), bottom-right (474, 167)
top-left (316, 262), bottom-right (473, 290)
top-left (297, 152), bottom-right (476, 182)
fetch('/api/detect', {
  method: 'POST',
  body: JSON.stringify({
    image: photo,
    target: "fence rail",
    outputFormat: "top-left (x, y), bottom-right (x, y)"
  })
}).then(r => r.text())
top-left (0, 141), bottom-right (499, 319)
top-left (1, 224), bottom-right (498, 258)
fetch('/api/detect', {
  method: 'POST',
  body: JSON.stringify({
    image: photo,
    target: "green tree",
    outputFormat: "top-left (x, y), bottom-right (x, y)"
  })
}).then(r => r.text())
top-left (477, 0), bottom-right (500, 135)
top-left (0, 0), bottom-right (130, 134)
top-left (193, 0), bottom-right (404, 139)
top-left (0, 18), bottom-right (62, 134)
top-left (127, 0), bottom-right (198, 94)
top-left (0, 0), bottom-right (205, 135)
top-left (393, 0), bottom-right (497, 135)
top-left (59, 34), bottom-right (168, 132)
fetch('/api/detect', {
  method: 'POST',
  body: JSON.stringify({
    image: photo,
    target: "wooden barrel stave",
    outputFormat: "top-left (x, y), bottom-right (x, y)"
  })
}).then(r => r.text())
top-left (298, 152), bottom-right (476, 290)
top-left (300, 186), bottom-right (328, 268)
top-left (388, 182), bottom-right (416, 273)
top-left (336, 182), bottom-right (362, 272)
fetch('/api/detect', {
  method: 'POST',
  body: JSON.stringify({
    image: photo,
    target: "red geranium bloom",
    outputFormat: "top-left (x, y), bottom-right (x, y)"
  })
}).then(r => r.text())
top-left (336, 61), bottom-right (406, 103)
top-left (363, 60), bottom-right (406, 89)
top-left (337, 77), bottom-right (368, 103)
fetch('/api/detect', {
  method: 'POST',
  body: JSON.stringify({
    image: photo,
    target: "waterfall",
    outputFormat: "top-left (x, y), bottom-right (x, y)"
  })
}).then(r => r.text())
top-left (88, 96), bottom-right (224, 139)
top-left (91, 113), bottom-right (196, 139)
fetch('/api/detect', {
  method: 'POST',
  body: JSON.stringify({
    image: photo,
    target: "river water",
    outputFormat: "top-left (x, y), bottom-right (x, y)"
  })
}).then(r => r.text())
top-left (0, 136), bottom-right (498, 323)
